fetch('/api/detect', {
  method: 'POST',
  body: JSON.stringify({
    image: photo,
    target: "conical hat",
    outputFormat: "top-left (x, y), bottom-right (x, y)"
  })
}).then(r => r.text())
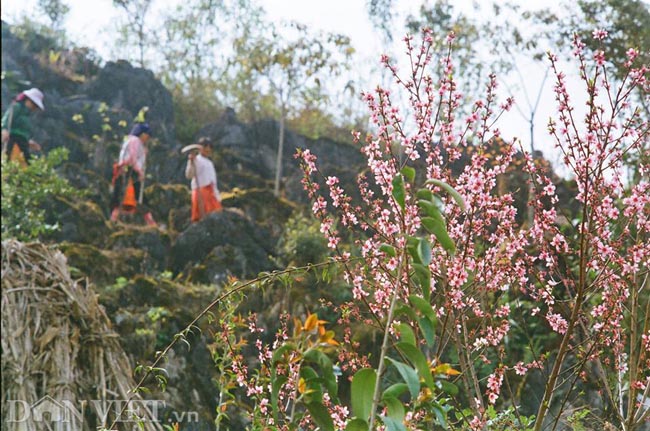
top-left (181, 144), bottom-right (202, 154)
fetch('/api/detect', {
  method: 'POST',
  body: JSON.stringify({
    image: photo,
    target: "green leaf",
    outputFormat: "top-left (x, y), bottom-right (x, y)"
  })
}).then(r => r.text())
top-left (418, 199), bottom-right (439, 218)
top-left (431, 221), bottom-right (456, 255)
top-left (380, 243), bottom-right (397, 257)
top-left (346, 418), bottom-right (369, 431)
top-left (305, 401), bottom-right (334, 431)
top-left (271, 343), bottom-right (296, 365)
top-left (437, 379), bottom-right (459, 396)
top-left (386, 358), bottom-right (420, 400)
top-left (421, 209), bottom-right (456, 255)
top-left (409, 295), bottom-right (436, 322)
top-left (394, 303), bottom-right (418, 321)
top-left (396, 342), bottom-right (435, 389)
top-left (392, 174), bottom-right (406, 210)
top-left (432, 401), bottom-right (449, 428)
top-left (416, 188), bottom-right (433, 201)
top-left (382, 383), bottom-right (409, 400)
top-left (396, 323), bottom-right (416, 346)
top-left (417, 238), bottom-right (432, 265)
top-left (421, 216), bottom-right (443, 233)
top-left (412, 263), bottom-right (431, 302)
top-left (271, 375), bottom-right (288, 421)
top-left (401, 166), bottom-right (415, 183)
top-left (382, 415), bottom-right (408, 431)
top-left (301, 365), bottom-right (319, 381)
top-left (383, 396), bottom-right (405, 422)
top-left (418, 316), bottom-right (436, 348)
top-left (304, 348), bottom-right (338, 399)
top-left (426, 179), bottom-right (466, 211)
top-left (351, 368), bottom-right (376, 421)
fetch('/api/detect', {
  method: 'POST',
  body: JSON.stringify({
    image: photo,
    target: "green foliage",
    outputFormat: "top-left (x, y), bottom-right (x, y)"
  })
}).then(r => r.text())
top-left (1, 148), bottom-right (80, 241)
top-left (351, 368), bottom-right (376, 421)
top-left (556, 0), bottom-right (649, 80)
top-left (277, 212), bottom-right (329, 266)
top-left (111, 0), bottom-right (154, 67)
top-left (404, 1), bottom-right (493, 105)
top-left (10, 16), bottom-right (69, 55)
top-left (171, 84), bottom-right (223, 145)
top-left (156, 0), bottom-right (229, 89)
top-left (485, 405), bottom-right (536, 430)
top-left (36, 0), bottom-right (70, 30)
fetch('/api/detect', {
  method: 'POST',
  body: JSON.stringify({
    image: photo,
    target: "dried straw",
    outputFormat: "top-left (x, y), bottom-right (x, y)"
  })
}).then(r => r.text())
top-left (1, 240), bottom-right (163, 430)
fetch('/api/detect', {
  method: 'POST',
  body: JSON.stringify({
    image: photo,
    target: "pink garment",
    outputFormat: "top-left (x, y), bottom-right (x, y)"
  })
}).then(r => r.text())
top-left (118, 135), bottom-right (147, 178)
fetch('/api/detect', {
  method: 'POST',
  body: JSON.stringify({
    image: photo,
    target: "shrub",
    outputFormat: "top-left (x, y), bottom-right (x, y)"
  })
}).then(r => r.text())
top-left (2, 148), bottom-right (80, 241)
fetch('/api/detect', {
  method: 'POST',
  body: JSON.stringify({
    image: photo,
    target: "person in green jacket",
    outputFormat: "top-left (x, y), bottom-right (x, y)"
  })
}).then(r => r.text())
top-left (1, 88), bottom-right (45, 165)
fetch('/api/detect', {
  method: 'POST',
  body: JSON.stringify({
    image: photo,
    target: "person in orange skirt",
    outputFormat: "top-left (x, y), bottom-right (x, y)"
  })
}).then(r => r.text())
top-left (183, 137), bottom-right (222, 222)
top-left (110, 122), bottom-right (157, 226)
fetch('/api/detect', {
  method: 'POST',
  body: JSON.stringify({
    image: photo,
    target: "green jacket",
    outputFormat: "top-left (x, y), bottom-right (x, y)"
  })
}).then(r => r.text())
top-left (1, 101), bottom-right (32, 141)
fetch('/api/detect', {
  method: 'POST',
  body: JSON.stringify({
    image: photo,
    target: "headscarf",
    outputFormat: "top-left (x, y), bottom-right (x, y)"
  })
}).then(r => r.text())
top-left (130, 122), bottom-right (151, 137)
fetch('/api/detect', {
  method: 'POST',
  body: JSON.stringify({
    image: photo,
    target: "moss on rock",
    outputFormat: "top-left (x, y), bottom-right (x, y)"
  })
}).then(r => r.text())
top-left (145, 183), bottom-right (191, 230)
top-left (58, 241), bottom-right (146, 285)
top-left (43, 196), bottom-right (110, 245)
top-left (108, 225), bottom-right (172, 272)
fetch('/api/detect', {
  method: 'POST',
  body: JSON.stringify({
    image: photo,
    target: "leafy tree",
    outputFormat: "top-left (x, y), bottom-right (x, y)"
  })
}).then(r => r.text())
top-left (1, 148), bottom-right (79, 241)
top-left (367, 0), bottom-right (395, 43)
top-left (232, 22), bottom-right (354, 196)
top-left (215, 1), bottom-right (278, 123)
top-left (156, 0), bottom-right (228, 89)
top-left (530, 0), bottom-right (650, 112)
top-left (156, 0), bottom-right (258, 142)
top-left (112, 0), bottom-right (154, 67)
top-left (405, 2), bottom-right (487, 100)
top-left (36, 0), bottom-right (70, 31)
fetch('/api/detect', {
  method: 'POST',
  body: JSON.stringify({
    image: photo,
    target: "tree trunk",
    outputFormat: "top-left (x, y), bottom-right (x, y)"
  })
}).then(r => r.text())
top-left (274, 104), bottom-right (286, 197)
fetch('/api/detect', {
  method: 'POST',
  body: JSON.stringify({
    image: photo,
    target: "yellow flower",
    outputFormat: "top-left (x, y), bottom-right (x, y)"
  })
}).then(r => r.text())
top-left (303, 313), bottom-right (320, 332)
top-left (432, 363), bottom-right (461, 376)
top-left (294, 317), bottom-right (304, 337)
top-left (318, 325), bottom-right (339, 346)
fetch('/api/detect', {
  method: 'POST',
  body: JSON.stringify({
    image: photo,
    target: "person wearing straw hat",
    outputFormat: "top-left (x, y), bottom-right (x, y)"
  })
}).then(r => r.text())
top-left (183, 137), bottom-right (222, 222)
top-left (109, 122), bottom-right (157, 226)
top-left (1, 88), bottom-right (45, 166)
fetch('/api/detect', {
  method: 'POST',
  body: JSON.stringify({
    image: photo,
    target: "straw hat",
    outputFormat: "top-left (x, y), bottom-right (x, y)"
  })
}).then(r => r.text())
top-left (23, 88), bottom-right (45, 110)
top-left (181, 144), bottom-right (202, 154)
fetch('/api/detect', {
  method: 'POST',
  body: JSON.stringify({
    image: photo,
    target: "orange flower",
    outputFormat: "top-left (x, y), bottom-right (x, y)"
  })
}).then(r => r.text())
top-left (293, 317), bottom-right (304, 337)
top-left (432, 363), bottom-right (461, 376)
top-left (318, 325), bottom-right (339, 346)
top-left (303, 313), bottom-right (320, 332)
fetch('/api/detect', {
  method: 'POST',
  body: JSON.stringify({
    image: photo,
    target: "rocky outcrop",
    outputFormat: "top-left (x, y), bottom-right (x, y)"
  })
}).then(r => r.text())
top-left (170, 209), bottom-right (277, 282)
top-left (198, 111), bottom-right (365, 203)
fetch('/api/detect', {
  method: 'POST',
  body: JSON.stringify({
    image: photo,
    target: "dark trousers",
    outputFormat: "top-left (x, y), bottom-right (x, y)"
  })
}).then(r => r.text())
top-left (110, 168), bottom-right (149, 212)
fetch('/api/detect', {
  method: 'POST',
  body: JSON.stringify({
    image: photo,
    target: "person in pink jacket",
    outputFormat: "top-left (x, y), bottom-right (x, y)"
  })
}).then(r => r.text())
top-left (110, 122), bottom-right (157, 226)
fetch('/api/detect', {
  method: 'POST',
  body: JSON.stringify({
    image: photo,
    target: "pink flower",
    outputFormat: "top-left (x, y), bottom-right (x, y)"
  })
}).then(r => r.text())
top-left (514, 362), bottom-right (527, 375)
top-left (547, 313), bottom-right (568, 334)
top-left (592, 29), bottom-right (608, 40)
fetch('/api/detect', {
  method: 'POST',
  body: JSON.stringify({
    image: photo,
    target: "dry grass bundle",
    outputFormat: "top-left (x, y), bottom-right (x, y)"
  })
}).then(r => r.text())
top-left (1, 239), bottom-right (163, 431)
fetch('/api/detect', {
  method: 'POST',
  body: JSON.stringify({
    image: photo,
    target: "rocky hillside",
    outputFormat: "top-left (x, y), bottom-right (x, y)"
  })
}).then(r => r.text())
top-left (1, 21), bottom-right (366, 429)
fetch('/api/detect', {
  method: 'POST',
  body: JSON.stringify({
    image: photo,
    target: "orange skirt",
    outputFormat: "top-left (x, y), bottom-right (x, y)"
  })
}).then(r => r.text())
top-left (191, 184), bottom-right (223, 222)
top-left (9, 144), bottom-right (28, 168)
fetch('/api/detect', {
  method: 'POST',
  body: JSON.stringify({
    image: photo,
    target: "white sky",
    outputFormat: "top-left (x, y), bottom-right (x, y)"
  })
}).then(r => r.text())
top-left (1, 0), bottom-right (583, 167)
